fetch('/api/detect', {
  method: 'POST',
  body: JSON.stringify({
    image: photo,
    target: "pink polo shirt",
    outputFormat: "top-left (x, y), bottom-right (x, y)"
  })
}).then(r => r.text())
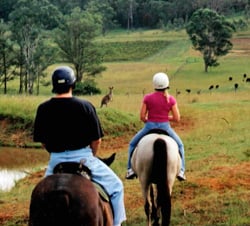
top-left (143, 91), bottom-right (176, 122)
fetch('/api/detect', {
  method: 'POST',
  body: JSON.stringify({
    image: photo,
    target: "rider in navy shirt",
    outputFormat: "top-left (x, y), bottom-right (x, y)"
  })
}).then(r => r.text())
top-left (34, 66), bottom-right (126, 226)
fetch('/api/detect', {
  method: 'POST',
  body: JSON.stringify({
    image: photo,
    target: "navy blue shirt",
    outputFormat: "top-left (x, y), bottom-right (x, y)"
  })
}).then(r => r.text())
top-left (33, 97), bottom-right (104, 153)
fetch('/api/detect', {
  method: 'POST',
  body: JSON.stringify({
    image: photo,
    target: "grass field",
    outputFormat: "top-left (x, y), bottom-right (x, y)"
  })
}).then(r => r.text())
top-left (0, 28), bottom-right (250, 226)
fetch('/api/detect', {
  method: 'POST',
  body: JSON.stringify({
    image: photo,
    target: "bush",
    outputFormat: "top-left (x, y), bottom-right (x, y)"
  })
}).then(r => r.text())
top-left (73, 79), bottom-right (101, 95)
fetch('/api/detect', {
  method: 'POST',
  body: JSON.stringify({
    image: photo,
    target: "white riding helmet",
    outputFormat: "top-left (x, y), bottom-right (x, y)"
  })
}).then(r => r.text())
top-left (153, 72), bottom-right (169, 89)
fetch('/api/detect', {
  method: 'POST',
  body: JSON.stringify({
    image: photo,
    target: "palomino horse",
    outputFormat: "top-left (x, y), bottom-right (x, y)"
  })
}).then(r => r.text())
top-left (131, 130), bottom-right (181, 226)
top-left (28, 154), bottom-right (115, 226)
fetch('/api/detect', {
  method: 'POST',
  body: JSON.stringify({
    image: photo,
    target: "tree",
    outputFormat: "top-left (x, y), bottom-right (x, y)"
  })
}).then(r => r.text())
top-left (49, 0), bottom-right (89, 14)
top-left (54, 7), bottom-right (106, 82)
top-left (111, 0), bottom-right (138, 29)
top-left (32, 39), bottom-right (58, 95)
top-left (85, 0), bottom-right (116, 35)
top-left (9, 0), bottom-right (61, 94)
top-left (186, 8), bottom-right (235, 72)
top-left (0, 20), bottom-right (16, 94)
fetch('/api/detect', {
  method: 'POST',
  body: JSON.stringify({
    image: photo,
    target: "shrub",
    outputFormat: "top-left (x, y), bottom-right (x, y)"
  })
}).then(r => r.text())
top-left (73, 79), bottom-right (101, 95)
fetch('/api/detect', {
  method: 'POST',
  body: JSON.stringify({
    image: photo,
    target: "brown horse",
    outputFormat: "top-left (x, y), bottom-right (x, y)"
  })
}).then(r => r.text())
top-left (29, 154), bottom-right (115, 226)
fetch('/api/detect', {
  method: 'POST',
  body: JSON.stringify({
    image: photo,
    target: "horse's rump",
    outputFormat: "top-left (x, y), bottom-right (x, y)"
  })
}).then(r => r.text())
top-left (29, 174), bottom-right (113, 226)
top-left (29, 154), bottom-right (116, 226)
top-left (29, 174), bottom-right (102, 226)
top-left (29, 188), bottom-right (71, 226)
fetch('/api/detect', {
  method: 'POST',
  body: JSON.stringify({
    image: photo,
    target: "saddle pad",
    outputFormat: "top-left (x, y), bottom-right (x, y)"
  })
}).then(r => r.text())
top-left (92, 181), bottom-right (110, 202)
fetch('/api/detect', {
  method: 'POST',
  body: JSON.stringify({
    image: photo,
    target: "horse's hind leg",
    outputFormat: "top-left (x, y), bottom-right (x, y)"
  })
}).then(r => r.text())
top-left (144, 184), bottom-right (160, 226)
top-left (145, 185), bottom-right (152, 226)
top-left (144, 200), bottom-right (151, 226)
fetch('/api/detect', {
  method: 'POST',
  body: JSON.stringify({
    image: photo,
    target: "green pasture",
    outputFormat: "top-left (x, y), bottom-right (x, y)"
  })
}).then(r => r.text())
top-left (0, 28), bottom-right (250, 225)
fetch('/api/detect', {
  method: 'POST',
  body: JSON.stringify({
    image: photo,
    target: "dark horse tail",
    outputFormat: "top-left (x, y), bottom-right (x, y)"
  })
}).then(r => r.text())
top-left (151, 138), bottom-right (171, 226)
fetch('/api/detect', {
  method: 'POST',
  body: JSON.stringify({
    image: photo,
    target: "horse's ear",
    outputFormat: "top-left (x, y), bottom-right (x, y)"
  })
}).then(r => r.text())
top-left (99, 153), bottom-right (116, 166)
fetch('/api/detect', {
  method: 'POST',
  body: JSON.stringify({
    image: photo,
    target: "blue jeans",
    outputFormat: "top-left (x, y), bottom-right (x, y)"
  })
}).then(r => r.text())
top-left (127, 122), bottom-right (185, 173)
top-left (46, 148), bottom-right (126, 226)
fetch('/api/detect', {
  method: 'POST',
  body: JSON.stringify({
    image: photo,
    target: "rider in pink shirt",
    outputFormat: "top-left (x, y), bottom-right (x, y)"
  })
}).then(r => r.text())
top-left (144, 92), bottom-right (176, 122)
top-left (126, 72), bottom-right (186, 181)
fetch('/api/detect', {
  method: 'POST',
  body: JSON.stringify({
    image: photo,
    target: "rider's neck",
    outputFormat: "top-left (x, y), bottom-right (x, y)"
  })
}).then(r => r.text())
top-left (55, 90), bottom-right (72, 98)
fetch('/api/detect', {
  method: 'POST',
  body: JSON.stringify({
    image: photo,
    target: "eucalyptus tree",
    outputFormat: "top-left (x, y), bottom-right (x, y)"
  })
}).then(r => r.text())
top-left (110, 0), bottom-right (138, 29)
top-left (9, 0), bottom-right (61, 94)
top-left (54, 7), bottom-right (105, 82)
top-left (186, 8), bottom-right (235, 72)
top-left (85, 0), bottom-right (116, 35)
top-left (0, 20), bottom-right (16, 94)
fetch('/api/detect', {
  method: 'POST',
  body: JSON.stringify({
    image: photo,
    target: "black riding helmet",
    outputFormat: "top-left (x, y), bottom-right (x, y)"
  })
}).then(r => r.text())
top-left (52, 66), bottom-right (76, 94)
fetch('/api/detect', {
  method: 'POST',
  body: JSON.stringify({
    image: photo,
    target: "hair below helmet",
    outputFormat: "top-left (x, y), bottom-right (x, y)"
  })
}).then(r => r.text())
top-left (153, 72), bottom-right (169, 89)
top-left (52, 66), bottom-right (76, 93)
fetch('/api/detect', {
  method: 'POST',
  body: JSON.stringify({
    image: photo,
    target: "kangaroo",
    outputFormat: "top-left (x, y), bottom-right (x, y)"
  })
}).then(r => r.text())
top-left (100, 86), bottom-right (114, 108)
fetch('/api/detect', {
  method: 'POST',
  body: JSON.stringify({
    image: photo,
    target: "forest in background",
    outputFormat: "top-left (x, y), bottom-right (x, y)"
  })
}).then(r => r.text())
top-left (1, 0), bottom-right (250, 29)
top-left (0, 0), bottom-right (250, 95)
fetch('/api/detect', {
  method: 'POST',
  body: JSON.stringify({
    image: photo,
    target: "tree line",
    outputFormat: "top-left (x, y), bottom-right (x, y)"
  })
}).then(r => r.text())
top-left (0, 0), bottom-right (249, 95)
top-left (1, 0), bottom-right (250, 29)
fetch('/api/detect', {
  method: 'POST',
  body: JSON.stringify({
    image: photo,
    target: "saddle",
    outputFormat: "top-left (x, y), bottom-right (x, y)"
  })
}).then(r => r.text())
top-left (130, 128), bottom-right (170, 159)
top-left (53, 161), bottom-right (110, 202)
top-left (145, 128), bottom-right (169, 136)
top-left (133, 128), bottom-right (170, 152)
